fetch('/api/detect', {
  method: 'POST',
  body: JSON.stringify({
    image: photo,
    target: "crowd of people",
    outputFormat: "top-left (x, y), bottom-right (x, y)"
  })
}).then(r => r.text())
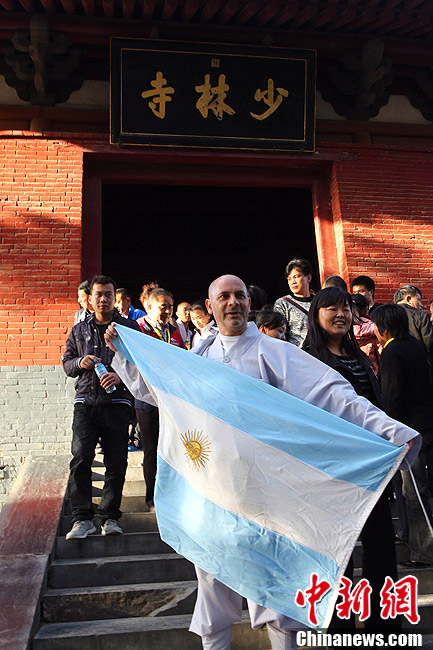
top-left (62, 259), bottom-right (432, 649)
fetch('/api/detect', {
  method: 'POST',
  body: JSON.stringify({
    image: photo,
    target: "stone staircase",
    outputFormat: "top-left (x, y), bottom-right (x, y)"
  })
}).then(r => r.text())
top-left (31, 451), bottom-right (270, 649)
top-left (31, 450), bottom-right (433, 649)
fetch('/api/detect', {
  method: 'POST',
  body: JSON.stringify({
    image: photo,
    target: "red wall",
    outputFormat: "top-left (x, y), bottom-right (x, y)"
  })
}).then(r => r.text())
top-left (1, 133), bottom-right (433, 366)
top-left (0, 134), bottom-right (86, 366)
top-left (330, 145), bottom-right (433, 303)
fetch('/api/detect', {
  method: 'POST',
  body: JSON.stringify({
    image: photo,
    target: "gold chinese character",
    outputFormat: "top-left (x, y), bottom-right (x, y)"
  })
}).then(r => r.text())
top-left (195, 73), bottom-right (236, 121)
top-left (250, 79), bottom-right (289, 121)
top-left (141, 71), bottom-right (175, 119)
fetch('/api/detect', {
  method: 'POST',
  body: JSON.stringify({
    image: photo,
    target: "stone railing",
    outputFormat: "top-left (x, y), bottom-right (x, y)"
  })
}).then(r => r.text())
top-left (0, 454), bottom-right (70, 650)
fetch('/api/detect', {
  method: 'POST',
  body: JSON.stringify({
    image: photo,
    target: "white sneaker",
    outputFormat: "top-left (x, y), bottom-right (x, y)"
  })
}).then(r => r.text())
top-left (101, 519), bottom-right (123, 535)
top-left (66, 519), bottom-right (96, 540)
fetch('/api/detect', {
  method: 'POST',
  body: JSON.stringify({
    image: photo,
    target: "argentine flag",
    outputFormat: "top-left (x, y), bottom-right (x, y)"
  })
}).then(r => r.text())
top-left (113, 324), bottom-right (407, 628)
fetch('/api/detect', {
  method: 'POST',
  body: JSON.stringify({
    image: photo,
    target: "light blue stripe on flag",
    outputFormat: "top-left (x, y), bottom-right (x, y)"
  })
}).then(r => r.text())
top-left (114, 324), bottom-right (403, 491)
top-left (156, 456), bottom-right (339, 629)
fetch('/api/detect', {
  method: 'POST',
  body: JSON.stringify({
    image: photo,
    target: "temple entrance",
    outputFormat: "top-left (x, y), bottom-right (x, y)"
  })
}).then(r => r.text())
top-left (101, 183), bottom-right (318, 307)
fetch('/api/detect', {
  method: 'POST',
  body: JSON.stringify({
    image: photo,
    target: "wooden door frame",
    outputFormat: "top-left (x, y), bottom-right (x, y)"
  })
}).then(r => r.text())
top-left (82, 148), bottom-right (343, 284)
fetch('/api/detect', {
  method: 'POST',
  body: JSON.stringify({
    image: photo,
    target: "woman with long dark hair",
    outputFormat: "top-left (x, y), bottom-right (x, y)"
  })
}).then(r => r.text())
top-left (302, 287), bottom-right (399, 634)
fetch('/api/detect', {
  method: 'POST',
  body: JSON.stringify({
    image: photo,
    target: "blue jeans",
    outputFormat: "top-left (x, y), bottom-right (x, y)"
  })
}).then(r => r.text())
top-left (69, 403), bottom-right (131, 523)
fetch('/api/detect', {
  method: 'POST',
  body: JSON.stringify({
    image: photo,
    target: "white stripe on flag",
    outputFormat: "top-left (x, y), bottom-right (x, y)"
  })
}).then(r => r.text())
top-left (156, 388), bottom-right (398, 565)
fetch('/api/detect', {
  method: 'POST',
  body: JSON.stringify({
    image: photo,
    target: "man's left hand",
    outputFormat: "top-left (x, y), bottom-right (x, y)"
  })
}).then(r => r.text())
top-left (105, 323), bottom-right (118, 352)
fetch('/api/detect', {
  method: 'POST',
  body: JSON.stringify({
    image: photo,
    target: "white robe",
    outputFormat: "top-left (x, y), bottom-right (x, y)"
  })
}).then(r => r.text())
top-left (191, 320), bottom-right (219, 349)
top-left (111, 322), bottom-right (421, 636)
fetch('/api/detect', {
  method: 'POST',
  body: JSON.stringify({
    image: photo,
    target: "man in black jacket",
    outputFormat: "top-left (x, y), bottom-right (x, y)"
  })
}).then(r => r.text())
top-left (63, 275), bottom-right (141, 540)
top-left (394, 284), bottom-right (433, 374)
top-left (371, 303), bottom-right (433, 566)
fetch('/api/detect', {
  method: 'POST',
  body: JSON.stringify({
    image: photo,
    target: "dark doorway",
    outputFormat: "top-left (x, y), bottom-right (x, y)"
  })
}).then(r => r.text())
top-left (102, 184), bottom-right (318, 307)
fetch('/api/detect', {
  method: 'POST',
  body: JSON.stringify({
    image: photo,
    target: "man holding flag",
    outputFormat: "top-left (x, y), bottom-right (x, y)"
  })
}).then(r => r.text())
top-left (105, 274), bottom-right (420, 650)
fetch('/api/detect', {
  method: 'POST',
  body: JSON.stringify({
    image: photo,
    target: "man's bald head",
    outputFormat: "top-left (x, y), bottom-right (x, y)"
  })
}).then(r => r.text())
top-left (206, 275), bottom-right (250, 336)
top-left (208, 275), bottom-right (248, 300)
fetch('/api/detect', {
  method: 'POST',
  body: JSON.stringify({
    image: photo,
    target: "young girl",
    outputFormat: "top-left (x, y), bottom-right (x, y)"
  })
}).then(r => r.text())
top-left (302, 287), bottom-right (399, 634)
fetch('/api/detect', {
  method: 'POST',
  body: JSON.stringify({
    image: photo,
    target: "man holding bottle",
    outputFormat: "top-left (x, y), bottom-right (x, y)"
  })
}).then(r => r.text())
top-left (62, 275), bottom-right (141, 540)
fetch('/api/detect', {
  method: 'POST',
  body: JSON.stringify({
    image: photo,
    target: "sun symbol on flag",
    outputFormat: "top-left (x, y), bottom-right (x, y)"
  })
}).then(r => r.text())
top-left (181, 429), bottom-right (212, 470)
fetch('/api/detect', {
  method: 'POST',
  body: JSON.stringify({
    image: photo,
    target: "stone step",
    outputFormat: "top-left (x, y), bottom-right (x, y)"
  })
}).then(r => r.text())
top-left (33, 612), bottom-right (270, 650)
top-left (62, 494), bottom-right (150, 516)
top-left (125, 450), bottom-right (145, 466)
top-left (56, 531), bottom-right (171, 559)
top-left (49, 553), bottom-right (196, 589)
top-left (353, 565), bottom-right (433, 595)
top-left (403, 594), bottom-right (433, 630)
top-left (91, 465), bottom-right (144, 482)
top-left (92, 480), bottom-right (145, 497)
top-left (43, 579), bottom-right (198, 622)
top-left (59, 512), bottom-right (158, 535)
top-left (93, 450), bottom-right (144, 468)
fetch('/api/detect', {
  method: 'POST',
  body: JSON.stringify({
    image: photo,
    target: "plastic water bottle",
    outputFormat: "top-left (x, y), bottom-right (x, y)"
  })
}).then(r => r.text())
top-left (94, 362), bottom-right (116, 393)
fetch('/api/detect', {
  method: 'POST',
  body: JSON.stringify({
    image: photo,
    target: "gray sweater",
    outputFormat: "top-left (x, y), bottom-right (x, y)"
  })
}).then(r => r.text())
top-left (273, 295), bottom-right (313, 347)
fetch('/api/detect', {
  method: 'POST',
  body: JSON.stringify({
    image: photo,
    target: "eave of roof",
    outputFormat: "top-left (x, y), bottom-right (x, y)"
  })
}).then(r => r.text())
top-left (0, 0), bottom-right (432, 42)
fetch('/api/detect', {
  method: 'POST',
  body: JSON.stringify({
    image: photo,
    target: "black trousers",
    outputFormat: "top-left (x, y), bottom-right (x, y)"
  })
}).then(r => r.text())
top-left (401, 429), bottom-right (433, 562)
top-left (329, 490), bottom-right (400, 633)
top-left (136, 404), bottom-right (159, 506)
top-left (69, 403), bottom-right (131, 523)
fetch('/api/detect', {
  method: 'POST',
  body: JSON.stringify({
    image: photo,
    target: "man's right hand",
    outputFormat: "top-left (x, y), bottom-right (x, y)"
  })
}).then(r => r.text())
top-left (79, 355), bottom-right (101, 370)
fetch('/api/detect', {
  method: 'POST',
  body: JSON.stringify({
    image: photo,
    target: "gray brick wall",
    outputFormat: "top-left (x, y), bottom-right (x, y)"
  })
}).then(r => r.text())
top-left (0, 365), bottom-right (75, 510)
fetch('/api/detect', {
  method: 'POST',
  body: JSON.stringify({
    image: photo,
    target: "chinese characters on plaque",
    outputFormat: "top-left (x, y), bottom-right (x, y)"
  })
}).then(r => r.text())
top-left (111, 40), bottom-right (315, 150)
top-left (140, 70), bottom-right (289, 123)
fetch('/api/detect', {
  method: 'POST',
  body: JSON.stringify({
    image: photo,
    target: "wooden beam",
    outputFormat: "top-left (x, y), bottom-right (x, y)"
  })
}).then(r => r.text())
top-left (358, 8), bottom-right (397, 32)
top-left (161, 0), bottom-right (178, 20)
top-left (199, 0), bottom-right (219, 22)
top-left (291, 4), bottom-right (319, 29)
top-left (236, 0), bottom-right (261, 25)
top-left (342, 7), bottom-right (376, 29)
top-left (122, 0), bottom-right (135, 18)
top-left (81, 0), bottom-right (95, 16)
top-left (17, 0), bottom-right (34, 11)
top-left (101, 0), bottom-right (115, 17)
top-left (310, 7), bottom-right (337, 30)
top-left (271, 1), bottom-right (299, 27)
top-left (142, 0), bottom-right (156, 18)
top-left (253, 0), bottom-right (280, 27)
top-left (374, 10), bottom-right (418, 34)
top-left (218, 0), bottom-right (241, 24)
top-left (392, 12), bottom-right (432, 37)
top-left (181, 0), bottom-right (200, 21)
top-left (39, 0), bottom-right (56, 11)
top-left (331, 6), bottom-right (357, 29)
top-left (0, 0), bottom-right (16, 9)
top-left (312, 180), bottom-right (341, 287)
top-left (317, 119), bottom-right (433, 138)
top-left (59, 0), bottom-right (77, 14)
top-left (382, 0), bottom-right (404, 7)
top-left (392, 0), bottom-right (425, 8)
top-left (400, 23), bottom-right (433, 38)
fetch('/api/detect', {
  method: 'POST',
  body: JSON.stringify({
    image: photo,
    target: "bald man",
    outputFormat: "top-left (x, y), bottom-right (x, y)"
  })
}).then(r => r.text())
top-left (175, 301), bottom-right (193, 349)
top-left (106, 274), bottom-right (420, 650)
